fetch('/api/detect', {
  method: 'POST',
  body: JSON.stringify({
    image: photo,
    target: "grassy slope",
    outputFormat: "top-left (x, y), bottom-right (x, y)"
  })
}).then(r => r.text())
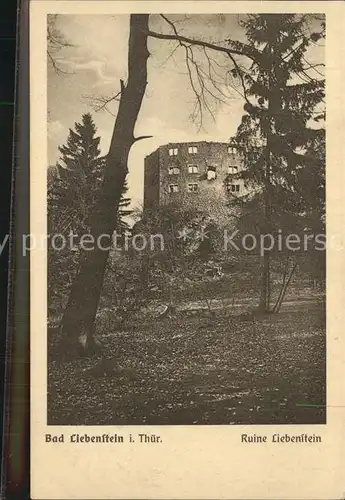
top-left (48, 301), bottom-right (325, 425)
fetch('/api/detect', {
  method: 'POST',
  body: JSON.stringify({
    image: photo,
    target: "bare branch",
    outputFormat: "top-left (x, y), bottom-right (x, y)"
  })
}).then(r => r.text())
top-left (148, 29), bottom-right (261, 62)
top-left (84, 89), bottom-right (122, 115)
top-left (157, 42), bottom-right (180, 68)
top-left (226, 53), bottom-right (251, 106)
top-left (301, 55), bottom-right (325, 77)
top-left (47, 14), bottom-right (74, 50)
top-left (47, 14), bottom-right (74, 74)
top-left (202, 47), bottom-right (231, 100)
top-left (156, 15), bottom-right (241, 130)
top-left (160, 14), bottom-right (180, 36)
top-left (183, 45), bottom-right (204, 129)
top-left (133, 135), bottom-right (153, 143)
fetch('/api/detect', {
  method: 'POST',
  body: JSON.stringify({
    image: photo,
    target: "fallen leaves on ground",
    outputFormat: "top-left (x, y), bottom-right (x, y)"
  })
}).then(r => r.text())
top-left (48, 302), bottom-right (325, 425)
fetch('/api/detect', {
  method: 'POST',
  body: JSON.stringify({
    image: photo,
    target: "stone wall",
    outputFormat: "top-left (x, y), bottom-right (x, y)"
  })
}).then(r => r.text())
top-left (144, 141), bottom-right (246, 216)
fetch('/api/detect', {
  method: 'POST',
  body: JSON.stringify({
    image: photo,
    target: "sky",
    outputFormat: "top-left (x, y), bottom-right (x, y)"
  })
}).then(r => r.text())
top-left (48, 14), bottom-right (324, 212)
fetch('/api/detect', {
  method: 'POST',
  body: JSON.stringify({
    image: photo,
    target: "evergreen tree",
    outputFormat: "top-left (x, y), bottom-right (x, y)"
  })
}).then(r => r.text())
top-left (48, 113), bottom-right (132, 314)
top-left (49, 113), bottom-right (132, 234)
top-left (49, 113), bottom-right (103, 234)
top-left (231, 14), bottom-right (325, 312)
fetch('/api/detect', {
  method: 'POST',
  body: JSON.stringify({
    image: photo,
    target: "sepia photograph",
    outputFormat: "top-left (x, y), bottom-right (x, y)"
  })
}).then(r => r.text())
top-left (46, 12), bottom-right (326, 427)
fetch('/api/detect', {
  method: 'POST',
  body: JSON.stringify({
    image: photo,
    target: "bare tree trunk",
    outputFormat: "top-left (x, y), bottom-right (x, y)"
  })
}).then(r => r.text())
top-left (258, 163), bottom-right (272, 313)
top-left (259, 251), bottom-right (270, 312)
top-left (274, 260), bottom-right (297, 314)
top-left (273, 256), bottom-right (289, 312)
top-left (258, 32), bottom-right (277, 314)
top-left (60, 14), bottom-right (150, 355)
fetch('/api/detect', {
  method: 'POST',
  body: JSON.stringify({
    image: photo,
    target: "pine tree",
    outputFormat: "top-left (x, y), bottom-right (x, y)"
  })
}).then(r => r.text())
top-left (49, 113), bottom-right (103, 234)
top-left (49, 113), bottom-right (132, 234)
top-left (48, 113), bottom-right (132, 314)
top-left (231, 14), bottom-right (325, 312)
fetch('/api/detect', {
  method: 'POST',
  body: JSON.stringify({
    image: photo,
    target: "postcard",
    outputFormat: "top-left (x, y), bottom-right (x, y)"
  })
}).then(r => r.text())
top-left (30, 1), bottom-right (345, 498)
